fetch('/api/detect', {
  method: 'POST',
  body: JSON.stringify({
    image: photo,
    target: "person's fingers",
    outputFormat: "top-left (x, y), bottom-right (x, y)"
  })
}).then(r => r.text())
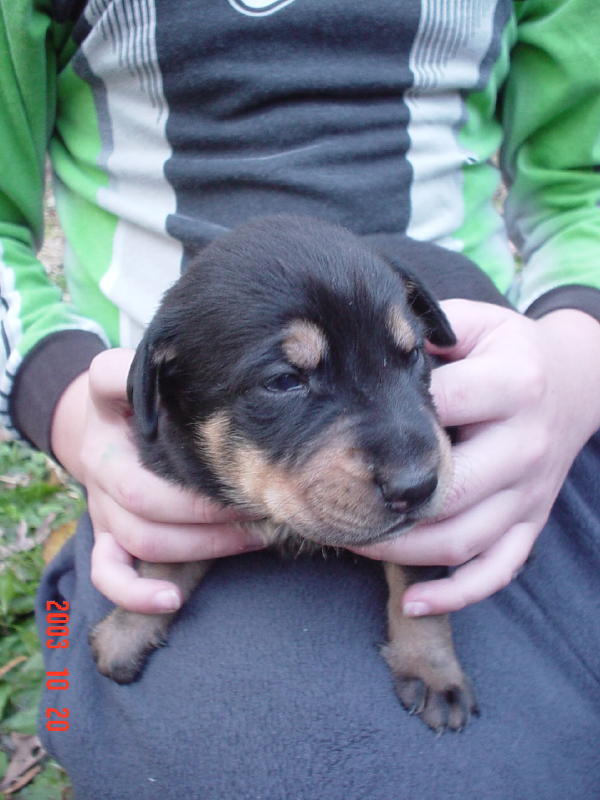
top-left (89, 491), bottom-right (264, 563)
top-left (436, 422), bottom-right (549, 520)
top-left (430, 354), bottom-right (543, 428)
top-left (427, 301), bottom-right (548, 428)
top-left (401, 522), bottom-right (537, 615)
top-left (92, 448), bottom-right (248, 524)
top-left (88, 348), bottom-right (135, 410)
top-left (426, 299), bottom-right (516, 360)
top-left (85, 352), bottom-right (250, 526)
top-left (91, 532), bottom-right (183, 612)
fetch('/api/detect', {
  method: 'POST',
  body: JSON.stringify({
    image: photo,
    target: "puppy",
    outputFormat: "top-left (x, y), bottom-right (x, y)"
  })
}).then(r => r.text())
top-left (90, 215), bottom-right (508, 732)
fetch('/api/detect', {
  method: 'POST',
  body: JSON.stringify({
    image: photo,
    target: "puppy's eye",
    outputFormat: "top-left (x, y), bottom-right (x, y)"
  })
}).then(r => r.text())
top-left (264, 373), bottom-right (307, 393)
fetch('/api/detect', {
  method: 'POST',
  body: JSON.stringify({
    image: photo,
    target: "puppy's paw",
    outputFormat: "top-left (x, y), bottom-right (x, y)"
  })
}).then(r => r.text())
top-left (393, 672), bottom-right (479, 733)
top-left (89, 608), bottom-right (172, 684)
top-left (382, 642), bottom-right (479, 733)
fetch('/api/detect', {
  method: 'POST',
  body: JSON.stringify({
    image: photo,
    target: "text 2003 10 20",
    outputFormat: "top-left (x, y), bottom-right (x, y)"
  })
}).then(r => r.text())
top-left (45, 600), bottom-right (70, 732)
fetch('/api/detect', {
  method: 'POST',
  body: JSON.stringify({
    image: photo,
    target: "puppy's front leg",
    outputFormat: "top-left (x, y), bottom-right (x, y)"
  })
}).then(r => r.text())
top-left (89, 560), bottom-right (211, 684)
top-left (382, 563), bottom-right (479, 732)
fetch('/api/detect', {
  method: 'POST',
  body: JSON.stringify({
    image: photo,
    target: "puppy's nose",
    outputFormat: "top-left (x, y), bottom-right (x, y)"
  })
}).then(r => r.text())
top-left (377, 469), bottom-right (438, 514)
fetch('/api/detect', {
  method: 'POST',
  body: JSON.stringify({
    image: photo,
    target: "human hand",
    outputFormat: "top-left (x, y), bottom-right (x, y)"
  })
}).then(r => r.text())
top-left (353, 301), bottom-right (600, 616)
top-left (51, 348), bottom-right (262, 614)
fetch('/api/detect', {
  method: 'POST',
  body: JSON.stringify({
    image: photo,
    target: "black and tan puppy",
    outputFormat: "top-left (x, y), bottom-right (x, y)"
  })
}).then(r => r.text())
top-left (90, 215), bottom-right (509, 732)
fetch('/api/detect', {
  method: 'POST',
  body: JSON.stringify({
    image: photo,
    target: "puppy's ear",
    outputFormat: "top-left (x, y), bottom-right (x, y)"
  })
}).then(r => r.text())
top-left (364, 235), bottom-right (456, 347)
top-left (127, 332), bottom-right (175, 441)
top-left (402, 274), bottom-right (457, 347)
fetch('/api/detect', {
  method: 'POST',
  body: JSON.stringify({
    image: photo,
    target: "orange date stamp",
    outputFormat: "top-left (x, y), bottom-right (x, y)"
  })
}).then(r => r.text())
top-left (44, 600), bottom-right (70, 732)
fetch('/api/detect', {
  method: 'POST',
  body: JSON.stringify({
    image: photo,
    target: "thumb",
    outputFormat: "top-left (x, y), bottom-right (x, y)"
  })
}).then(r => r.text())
top-left (88, 348), bottom-right (136, 416)
top-left (426, 299), bottom-right (516, 361)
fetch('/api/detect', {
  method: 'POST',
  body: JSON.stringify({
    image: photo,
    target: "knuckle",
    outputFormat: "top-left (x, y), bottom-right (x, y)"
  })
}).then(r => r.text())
top-left (205, 533), bottom-right (223, 560)
top-left (89, 556), bottom-right (102, 590)
top-left (192, 529), bottom-right (224, 560)
top-left (524, 478), bottom-right (547, 509)
top-left (495, 568), bottom-right (514, 592)
top-left (190, 493), bottom-right (218, 523)
top-left (123, 526), bottom-right (158, 561)
top-left (78, 446), bottom-right (99, 480)
top-left (523, 430), bottom-right (551, 471)
top-left (453, 588), bottom-right (474, 611)
top-left (431, 381), bottom-right (449, 418)
top-left (87, 351), bottom-right (110, 391)
top-left (447, 577), bottom-right (477, 610)
top-left (514, 358), bottom-right (546, 406)
top-left (89, 542), bottom-right (109, 592)
top-left (445, 383), bottom-right (470, 419)
top-left (431, 369), bottom-right (468, 422)
top-left (443, 539), bottom-right (476, 567)
top-left (114, 481), bottom-right (148, 518)
top-left (205, 525), bottom-right (242, 558)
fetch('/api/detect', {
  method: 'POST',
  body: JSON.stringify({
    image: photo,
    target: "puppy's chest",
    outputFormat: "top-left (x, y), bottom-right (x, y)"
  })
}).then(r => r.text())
top-left (245, 519), bottom-right (330, 558)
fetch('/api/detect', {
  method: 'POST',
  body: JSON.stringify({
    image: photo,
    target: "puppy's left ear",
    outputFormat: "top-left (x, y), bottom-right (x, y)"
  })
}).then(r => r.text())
top-left (364, 233), bottom-right (459, 347)
top-left (127, 331), bottom-right (175, 441)
top-left (402, 274), bottom-right (457, 347)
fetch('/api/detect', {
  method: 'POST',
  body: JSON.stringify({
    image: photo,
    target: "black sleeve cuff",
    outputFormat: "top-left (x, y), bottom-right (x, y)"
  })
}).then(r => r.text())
top-left (9, 330), bottom-right (106, 456)
top-left (524, 285), bottom-right (600, 325)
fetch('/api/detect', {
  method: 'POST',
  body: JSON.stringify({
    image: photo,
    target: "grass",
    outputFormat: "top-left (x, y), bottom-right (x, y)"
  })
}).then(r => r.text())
top-left (1, 168), bottom-right (77, 797)
top-left (0, 436), bottom-right (84, 798)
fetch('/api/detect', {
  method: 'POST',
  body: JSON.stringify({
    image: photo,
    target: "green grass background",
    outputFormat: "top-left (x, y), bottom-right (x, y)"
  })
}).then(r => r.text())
top-left (0, 438), bottom-right (83, 798)
top-left (1, 176), bottom-right (78, 798)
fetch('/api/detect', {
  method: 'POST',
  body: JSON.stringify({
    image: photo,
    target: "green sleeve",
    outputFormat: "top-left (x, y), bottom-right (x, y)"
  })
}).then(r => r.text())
top-left (0, 1), bottom-right (106, 441)
top-left (500, 0), bottom-right (600, 314)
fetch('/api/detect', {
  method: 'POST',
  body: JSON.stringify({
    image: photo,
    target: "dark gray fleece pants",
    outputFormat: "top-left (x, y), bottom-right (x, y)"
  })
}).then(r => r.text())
top-left (36, 430), bottom-right (600, 800)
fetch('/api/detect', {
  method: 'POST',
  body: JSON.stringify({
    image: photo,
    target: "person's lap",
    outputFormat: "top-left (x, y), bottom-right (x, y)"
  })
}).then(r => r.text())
top-left (36, 431), bottom-right (600, 800)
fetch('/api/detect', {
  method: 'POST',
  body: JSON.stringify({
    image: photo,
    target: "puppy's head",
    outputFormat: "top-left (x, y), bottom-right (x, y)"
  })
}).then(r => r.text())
top-left (128, 215), bottom-right (456, 546)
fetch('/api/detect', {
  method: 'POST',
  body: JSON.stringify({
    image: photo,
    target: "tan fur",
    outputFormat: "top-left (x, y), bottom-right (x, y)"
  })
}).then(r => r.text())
top-left (195, 411), bottom-right (232, 467)
top-left (224, 423), bottom-right (386, 545)
top-left (196, 415), bottom-right (453, 548)
top-left (387, 305), bottom-right (417, 352)
top-left (428, 423), bottom-right (453, 516)
top-left (194, 413), bottom-right (381, 542)
top-left (89, 561), bottom-right (211, 684)
top-left (382, 563), bottom-right (477, 731)
top-left (282, 319), bottom-right (327, 369)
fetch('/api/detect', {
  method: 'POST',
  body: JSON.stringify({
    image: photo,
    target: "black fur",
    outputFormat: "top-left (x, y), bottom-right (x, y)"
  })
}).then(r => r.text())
top-left (127, 216), bottom-right (461, 513)
top-left (93, 215), bottom-right (508, 724)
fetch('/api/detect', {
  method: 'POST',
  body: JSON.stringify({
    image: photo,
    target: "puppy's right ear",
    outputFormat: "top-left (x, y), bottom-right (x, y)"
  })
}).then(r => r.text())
top-left (127, 332), bottom-right (174, 441)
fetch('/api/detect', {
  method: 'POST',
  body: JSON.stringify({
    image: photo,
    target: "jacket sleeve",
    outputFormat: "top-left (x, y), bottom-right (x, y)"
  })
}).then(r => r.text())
top-left (0, 1), bottom-right (106, 455)
top-left (499, 0), bottom-right (600, 322)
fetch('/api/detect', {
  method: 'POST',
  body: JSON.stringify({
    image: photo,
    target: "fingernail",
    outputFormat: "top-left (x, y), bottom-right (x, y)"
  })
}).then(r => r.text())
top-left (241, 524), bottom-right (268, 549)
top-left (243, 534), bottom-right (266, 551)
top-left (154, 589), bottom-right (181, 613)
top-left (403, 601), bottom-right (430, 617)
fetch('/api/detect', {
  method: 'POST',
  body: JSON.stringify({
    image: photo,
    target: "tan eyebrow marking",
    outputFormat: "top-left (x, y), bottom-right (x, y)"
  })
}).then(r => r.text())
top-left (282, 319), bottom-right (328, 370)
top-left (387, 305), bottom-right (417, 352)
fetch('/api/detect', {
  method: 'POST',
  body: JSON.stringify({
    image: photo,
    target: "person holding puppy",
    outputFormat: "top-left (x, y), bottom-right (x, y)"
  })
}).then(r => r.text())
top-left (2, 1), bottom-right (600, 797)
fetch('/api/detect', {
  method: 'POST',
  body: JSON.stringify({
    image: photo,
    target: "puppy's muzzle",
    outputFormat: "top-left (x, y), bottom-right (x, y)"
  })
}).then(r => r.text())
top-left (376, 466), bottom-right (439, 515)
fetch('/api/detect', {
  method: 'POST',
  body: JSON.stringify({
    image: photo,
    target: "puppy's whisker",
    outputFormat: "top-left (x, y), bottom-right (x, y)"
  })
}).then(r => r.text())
top-left (294, 538), bottom-right (308, 559)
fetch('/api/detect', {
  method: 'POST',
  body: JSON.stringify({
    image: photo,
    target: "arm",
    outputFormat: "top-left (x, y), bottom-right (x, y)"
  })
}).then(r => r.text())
top-left (0, 1), bottom-right (106, 451)
top-left (501, 0), bottom-right (600, 322)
